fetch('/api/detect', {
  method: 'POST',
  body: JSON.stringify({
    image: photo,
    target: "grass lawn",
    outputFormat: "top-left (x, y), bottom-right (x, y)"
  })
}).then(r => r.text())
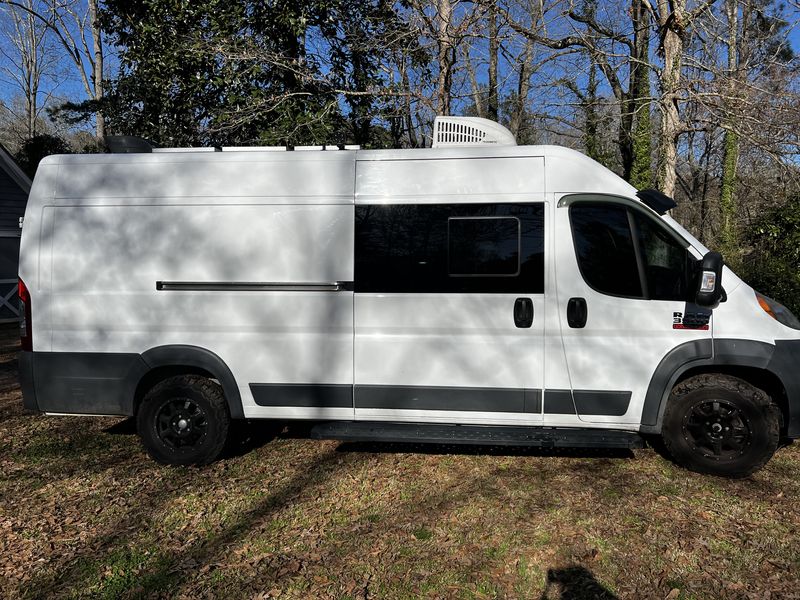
top-left (1, 326), bottom-right (799, 599)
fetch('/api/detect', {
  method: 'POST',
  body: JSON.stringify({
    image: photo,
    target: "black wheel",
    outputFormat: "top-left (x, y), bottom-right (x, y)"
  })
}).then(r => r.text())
top-left (662, 374), bottom-right (780, 478)
top-left (137, 375), bottom-right (230, 465)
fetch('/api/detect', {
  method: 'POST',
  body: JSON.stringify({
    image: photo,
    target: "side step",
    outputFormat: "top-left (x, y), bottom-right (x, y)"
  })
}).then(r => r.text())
top-left (310, 421), bottom-right (645, 449)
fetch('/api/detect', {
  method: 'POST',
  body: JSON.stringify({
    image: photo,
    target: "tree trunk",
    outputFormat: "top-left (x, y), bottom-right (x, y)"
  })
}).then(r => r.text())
top-left (629, 0), bottom-right (652, 189)
top-left (24, 8), bottom-right (39, 138)
top-left (88, 0), bottom-right (104, 142)
top-left (584, 62), bottom-right (601, 162)
top-left (464, 46), bottom-right (485, 117)
top-left (435, 0), bottom-right (454, 115)
top-left (509, 37), bottom-right (533, 139)
top-left (487, 1), bottom-right (498, 121)
top-left (654, 2), bottom-right (684, 196)
top-left (719, 0), bottom-right (739, 263)
top-left (401, 56), bottom-right (418, 148)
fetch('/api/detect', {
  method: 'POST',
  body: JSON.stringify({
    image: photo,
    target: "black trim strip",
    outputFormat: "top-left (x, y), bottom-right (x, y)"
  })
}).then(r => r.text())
top-left (157, 281), bottom-right (353, 292)
top-left (248, 384), bottom-right (630, 416)
top-left (354, 385), bottom-right (531, 413)
top-left (250, 384), bottom-right (353, 408)
top-left (524, 389), bottom-right (542, 413)
top-left (544, 389), bottom-right (575, 414)
top-left (573, 390), bottom-right (631, 416)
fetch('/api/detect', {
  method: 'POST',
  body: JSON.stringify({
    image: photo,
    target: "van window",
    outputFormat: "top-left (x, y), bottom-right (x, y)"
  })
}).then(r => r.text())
top-left (448, 217), bottom-right (520, 276)
top-left (570, 204), bottom-right (643, 297)
top-left (633, 212), bottom-right (691, 301)
top-left (570, 202), bottom-right (692, 301)
top-left (355, 203), bottom-right (544, 293)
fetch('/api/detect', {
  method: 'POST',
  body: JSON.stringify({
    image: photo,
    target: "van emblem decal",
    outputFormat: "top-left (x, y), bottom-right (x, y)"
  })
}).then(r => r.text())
top-left (673, 311), bottom-right (710, 330)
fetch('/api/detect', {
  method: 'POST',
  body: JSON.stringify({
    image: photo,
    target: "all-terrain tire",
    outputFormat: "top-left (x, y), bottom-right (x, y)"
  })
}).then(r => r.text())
top-left (662, 374), bottom-right (780, 478)
top-left (137, 375), bottom-right (230, 466)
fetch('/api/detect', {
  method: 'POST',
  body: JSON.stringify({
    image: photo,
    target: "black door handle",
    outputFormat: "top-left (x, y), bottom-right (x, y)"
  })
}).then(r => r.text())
top-left (514, 297), bottom-right (534, 328)
top-left (567, 297), bottom-right (588, 328)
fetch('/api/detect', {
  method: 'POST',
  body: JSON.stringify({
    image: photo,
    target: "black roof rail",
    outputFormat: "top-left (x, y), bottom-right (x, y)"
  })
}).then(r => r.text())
top-left (105, 136), bottom-right (155, 153)
top-left (636, 189), bottom-right (677, 215)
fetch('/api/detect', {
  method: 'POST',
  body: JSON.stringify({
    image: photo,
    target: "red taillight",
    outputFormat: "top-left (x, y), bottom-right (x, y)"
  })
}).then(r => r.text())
top-left (18, 277), bottom-right (31, 351)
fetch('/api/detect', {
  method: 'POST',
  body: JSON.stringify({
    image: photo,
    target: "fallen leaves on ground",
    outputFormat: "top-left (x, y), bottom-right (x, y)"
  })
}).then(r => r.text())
top-left (1, 326), bottom-right (799, 599)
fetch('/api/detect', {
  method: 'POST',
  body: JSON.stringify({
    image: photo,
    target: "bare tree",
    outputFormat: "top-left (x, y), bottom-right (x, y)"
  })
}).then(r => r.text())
top-left (1, 0), bottom-right (105, 141)
top-left (644, 0), bottom-right (717, 196)
top-left (0, 0), bottom-right (59, 140)
top-left (718, 0), bottom-right (740, 260)
top-left (503, 0), bottom-right (654, 183)
top-left (409, 0), bottom-right (484, 116)
top-left (675, 0), bottom-right (800, 249)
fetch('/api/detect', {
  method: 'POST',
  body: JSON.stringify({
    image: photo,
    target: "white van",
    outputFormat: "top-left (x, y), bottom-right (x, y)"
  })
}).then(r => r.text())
top-left (17, 117), bottom-right (800, 477)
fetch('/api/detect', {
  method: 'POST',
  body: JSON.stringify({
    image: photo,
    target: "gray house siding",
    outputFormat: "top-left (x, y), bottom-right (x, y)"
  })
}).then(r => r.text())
top-left (0, 145), bottom-right (31, 322)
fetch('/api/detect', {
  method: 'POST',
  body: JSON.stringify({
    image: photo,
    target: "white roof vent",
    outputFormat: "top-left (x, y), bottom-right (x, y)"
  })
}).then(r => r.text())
top-left (432, 116), bottom-right (516, 148)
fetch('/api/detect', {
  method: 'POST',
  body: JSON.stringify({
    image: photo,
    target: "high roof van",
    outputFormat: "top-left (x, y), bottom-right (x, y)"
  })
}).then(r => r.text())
top-left (17, 117), bottom-right (800, 477)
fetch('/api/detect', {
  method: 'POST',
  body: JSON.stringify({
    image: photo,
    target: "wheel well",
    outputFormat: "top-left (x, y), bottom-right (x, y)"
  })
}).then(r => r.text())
top-left (675, 365), bottom-right (790, 434)
top-left (133, 366), bottom-right (218, 415)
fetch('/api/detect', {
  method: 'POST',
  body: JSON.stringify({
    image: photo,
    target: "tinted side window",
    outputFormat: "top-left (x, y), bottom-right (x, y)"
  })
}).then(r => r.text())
top-left (633, 212), bottom-right (691, 301)
top-left (570, 204), bottom-right (642, 298)
top-left (448, 217), bottom-right (520, 276)
top-left (355, 203), bottom-right (544, 293)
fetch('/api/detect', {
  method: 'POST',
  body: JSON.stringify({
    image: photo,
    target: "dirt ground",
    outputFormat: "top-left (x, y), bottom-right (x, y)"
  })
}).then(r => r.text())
top-left (1, 325), bottom-right (799, 599)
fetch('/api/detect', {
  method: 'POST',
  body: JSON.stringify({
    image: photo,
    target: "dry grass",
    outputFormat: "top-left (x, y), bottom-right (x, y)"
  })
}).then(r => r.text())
top-left (1, 325), bottom-right (799, 599)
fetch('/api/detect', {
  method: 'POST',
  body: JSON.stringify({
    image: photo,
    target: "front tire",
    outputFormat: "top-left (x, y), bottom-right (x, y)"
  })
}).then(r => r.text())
top-left (662, 374), bottom-right (780, 478)
top-left (137, 375), bottom-right (230, 466)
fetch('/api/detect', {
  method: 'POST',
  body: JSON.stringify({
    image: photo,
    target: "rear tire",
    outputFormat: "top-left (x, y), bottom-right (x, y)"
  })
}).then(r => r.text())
top-left (137, 375), bottom-right (230, 466)
top-left (662, 374), bottom-right (780, 478)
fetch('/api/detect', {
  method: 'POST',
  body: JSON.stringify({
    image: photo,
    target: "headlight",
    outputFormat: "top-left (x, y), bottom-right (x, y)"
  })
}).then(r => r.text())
top-left (756, 292), bottom-right (800, 330)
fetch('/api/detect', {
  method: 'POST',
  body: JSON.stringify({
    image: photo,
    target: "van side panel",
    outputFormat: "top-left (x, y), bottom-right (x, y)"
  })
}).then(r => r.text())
top-left (41, 202), bottom-right (354, 417)
top-left (50, 204), bottom-right (349, 291)
top-left (356, 156), bottom-right (545, 202)
top-left (53, 154), bottom-right (355, 201)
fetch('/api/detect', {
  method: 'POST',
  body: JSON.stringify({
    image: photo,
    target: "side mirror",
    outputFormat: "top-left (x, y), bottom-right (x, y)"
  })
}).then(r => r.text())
top-left (695, 251), bottom-right (723, 308)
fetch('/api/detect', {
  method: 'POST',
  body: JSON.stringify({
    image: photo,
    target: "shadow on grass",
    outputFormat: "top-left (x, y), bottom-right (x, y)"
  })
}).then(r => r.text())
top-left (21, 413), bottom-right (635, 598)
top-left (541, 565), bottom-right (618, 600)
top-left (279, 421), bottom-right (637, 459)
top-left (105, 417), bottom-right (284, 459)
top-left (20, 445), bottom-right (349, 598)
top-left (335, 440), bottom-right (636, 459)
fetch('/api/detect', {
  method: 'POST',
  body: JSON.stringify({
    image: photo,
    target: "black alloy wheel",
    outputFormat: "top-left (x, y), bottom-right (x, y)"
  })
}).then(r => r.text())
top-left (155, 397), bottom-right (209, 450)
top-left (137, 375), bottom-right (230, 465)
top-left (662, 373), bottom-right (780, 477)
top-left (682, 398), bottom-right (752, 460)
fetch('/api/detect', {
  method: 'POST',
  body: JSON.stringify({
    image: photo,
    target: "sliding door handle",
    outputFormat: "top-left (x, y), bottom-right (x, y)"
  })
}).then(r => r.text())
top-left (514, 297), bottom-right (534, 328)
top-left (567, 297), bottom-right (588, 328)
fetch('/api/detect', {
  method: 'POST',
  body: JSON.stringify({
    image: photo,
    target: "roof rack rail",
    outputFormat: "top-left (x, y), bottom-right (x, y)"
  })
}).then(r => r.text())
top-left (105, 136), bottom-right (360, 153)
top-left (152, 147), bottom-right (221, 153)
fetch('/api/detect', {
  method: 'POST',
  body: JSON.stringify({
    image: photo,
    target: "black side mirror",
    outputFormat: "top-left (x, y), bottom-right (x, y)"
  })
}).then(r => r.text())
top-left (695, 251), bottom-right (723, 308)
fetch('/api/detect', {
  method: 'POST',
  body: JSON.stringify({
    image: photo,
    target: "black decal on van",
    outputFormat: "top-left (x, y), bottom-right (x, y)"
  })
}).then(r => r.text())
top-left (673, 304), bottom-right (711, 330)
top-left (355, 203), bottom-right (544, 294)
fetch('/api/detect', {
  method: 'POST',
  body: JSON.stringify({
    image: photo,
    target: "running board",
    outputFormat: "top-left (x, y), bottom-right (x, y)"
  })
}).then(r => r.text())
top-left (310, 422), bottom-right (645, 449)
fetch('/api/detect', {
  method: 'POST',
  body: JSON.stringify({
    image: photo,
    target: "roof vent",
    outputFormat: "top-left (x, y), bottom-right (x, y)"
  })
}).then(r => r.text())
top-left (432, 116), bottom-right (516, 148)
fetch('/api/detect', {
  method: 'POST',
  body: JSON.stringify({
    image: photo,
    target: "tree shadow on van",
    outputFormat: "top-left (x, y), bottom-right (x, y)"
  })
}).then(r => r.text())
top-left (540, 565), bottom-right (619, 600)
